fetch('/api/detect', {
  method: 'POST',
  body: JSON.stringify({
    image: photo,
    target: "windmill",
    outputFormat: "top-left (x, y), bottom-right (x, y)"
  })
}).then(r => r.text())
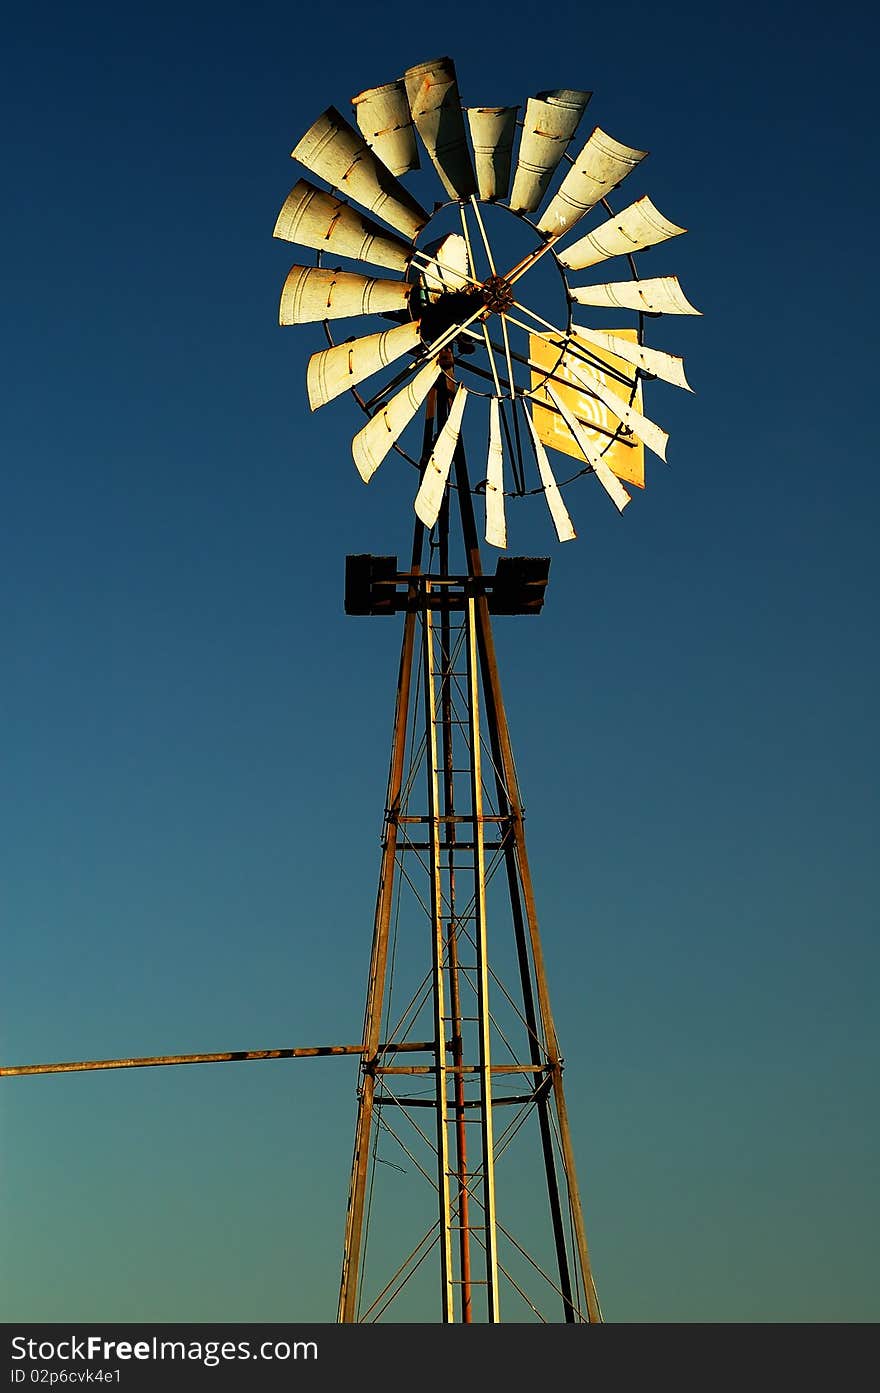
top-left (1, 56), bottom-right (697, 1324)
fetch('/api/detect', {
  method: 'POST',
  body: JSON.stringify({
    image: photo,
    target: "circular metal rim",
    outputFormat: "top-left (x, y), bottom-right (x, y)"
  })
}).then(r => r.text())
top-left (317, 187), bottom-right (649, 500)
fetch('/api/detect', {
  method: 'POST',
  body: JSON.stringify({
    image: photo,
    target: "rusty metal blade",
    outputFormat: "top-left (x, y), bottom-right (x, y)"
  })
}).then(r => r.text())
top-left (404, 56), bottom-right (477, 200)
top-left (569, 274), bottom-right (701, 315)
top-left (545, 385), bottom-right (631, 513)
top-left (274, 179), bottom-right (413, 273)
top-left (414, 384), bottom-right (468, 524)
top-left (352, 79), bottom-right (420, 176)
top-left (558, 195), bottom-right (686, 271)
top-left (291, 107), bottom-right (429, 240)
top-left (307, 321), bottom-right (422, 410)
top-left (351, 357), bottom-right (441, 481)
top-left (572, 323), bottom-right (691, 391)
top-left (523, 404), bottom-right (576, 542)
top-left (279, 266), bottom-right (412, 325)
top-left (538, 127), bottom-right (647, 237)
top-left (508, 89), bottom-right (591, 214)
top-left (466, 106), bottom-right (518, 202)
top-left (485, 397), bottom-right (506, 548)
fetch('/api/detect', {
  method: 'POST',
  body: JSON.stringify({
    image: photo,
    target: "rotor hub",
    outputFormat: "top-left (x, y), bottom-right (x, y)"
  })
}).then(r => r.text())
top-left (481, 273), bottom-right (515, 315)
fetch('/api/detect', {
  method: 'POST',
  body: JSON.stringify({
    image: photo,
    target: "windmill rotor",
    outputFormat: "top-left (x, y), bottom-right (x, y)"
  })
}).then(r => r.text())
top-left (274, 54), bottom-right (698, 542)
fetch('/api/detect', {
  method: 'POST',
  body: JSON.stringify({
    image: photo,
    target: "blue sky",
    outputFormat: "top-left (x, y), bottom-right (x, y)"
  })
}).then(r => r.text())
top-left (2, 0), bottom-right (878, 1322)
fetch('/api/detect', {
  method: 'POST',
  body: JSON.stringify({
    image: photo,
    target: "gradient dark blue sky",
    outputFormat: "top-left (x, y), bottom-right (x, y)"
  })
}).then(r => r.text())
top-left (2, 0), bottom-right (878, 1322)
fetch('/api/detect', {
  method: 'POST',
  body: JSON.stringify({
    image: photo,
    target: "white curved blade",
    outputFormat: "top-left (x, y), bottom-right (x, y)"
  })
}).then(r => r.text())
top-left (572, 323), bottom-right (691, 391)
top-left (279, 266), bottom-right (412, 325)
top-left (570, 274), bottom-right (701, 316)
top-left (404, 57), bottom-right (477, 200)
top-left (537, 127), bottom-right (647, 238)
top-left (558, 196), bottom-right (686, 272)
top-left (523, 404), bottom-right (576, 543)
top-left (466, 106), bottom-right (518, 202)
top-left (291, 107), bottom-right (428, 240)
top-left (508, 89), bottom-right (591, 214)
top-left (485, 397), bottom-right (506, 548)
top-left (307, 321), bottom-right (422, 411)
top-left (421, 232), bottom-right (471, 299)
top-left (274, 180), bottom-right (413, 273)
top-left (414, 384), bottom-right (468, 526)
top-left (545, 386), bottom-right (630, 514)
top-left (351, 357), bottom-right (441, 482)
top-left (562, 348), bottom-right (669, 460)
top-left (352, 79), bottom-right (420, 176)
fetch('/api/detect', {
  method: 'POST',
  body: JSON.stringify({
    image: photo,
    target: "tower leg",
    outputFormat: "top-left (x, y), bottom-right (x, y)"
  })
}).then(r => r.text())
top-left (422, 586), bottom-right (456, 1321)
top-left (337, 524), bottom-right (424, 1323)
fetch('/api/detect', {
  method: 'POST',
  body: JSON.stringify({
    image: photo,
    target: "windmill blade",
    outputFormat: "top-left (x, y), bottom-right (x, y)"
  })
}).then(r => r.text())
top-left (522, 404), bottom-right (576, 543)
top-left (404, 57), bottom-right (477, 200)
top-left (545, 386), bottom-right (631, 514)
top-left (558, 195), bottom-right (685, 271)
top-left (274, 180), bottom-right (413, 273)
top-left (414, 384), bottom-right (468, 526)
top-left (485, 397), bottom-right (506, 548)
top-left (466, 107), bottom-right (518, 202)
top-left (352, 78), bottom-right (421, 176)
top-left (421, 232), bottom-right (471, 299)
top-left (279, 266), bottom-right (412, 325)
top-left (570, 274), bottom-right (701, 315)
top-left (562, 349), bottom-right (669, 460)
top-left (351, 357), bottom-right (441, 482)
top-left (307, 322), bottom-right (422, 411)
top-left (291, 107), bottom-right (429, 241)
top-left (537, 128), bottom-right (647, 238)
top-left (508, 89), bottom-right (591, 215)
top-left (572, 323), bottom-right (691, 391)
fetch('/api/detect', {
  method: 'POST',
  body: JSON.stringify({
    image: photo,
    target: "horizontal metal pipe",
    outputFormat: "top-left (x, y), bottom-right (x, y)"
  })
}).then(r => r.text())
top-left (376, 1092), bottom-right (544, 1108)
top-left (0, 1041), bottom-right (434, 1078)
top-left (376, 1064), bottom-right (548, 1074)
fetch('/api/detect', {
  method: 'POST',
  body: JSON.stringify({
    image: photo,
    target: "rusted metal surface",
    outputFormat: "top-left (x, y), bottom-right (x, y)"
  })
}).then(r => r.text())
top-left (570, 272), bottom-right (701, 316)
top-left (508, 89), bottom-right (591, 214)
top-left (404, 57), bottom-right (477, 201)
top-left (337, 517), bottom-right (427, 1323)
top-left (414, 383), bottom-right (467, 526)
top-left (273, 179), bottom-right (413, 273)
top-left (466, 106), bottom-right (518, 201)
top-left (279, 266), bottom-right (411, 326)
top-left (351, 358), bottom-right (441, 482)
top-left (558, 194), bottom-right (686, 271)
top-left (0, 1042), bottom-right (433, 1078)
top-left (538, 127), bottom-right (647, 237)
top-left (291, 106), bottom-right (428, 240)
top-left (522, 403), bottom-right (577, 542)
top-left (374, 1063), bottom-right (547, 1074)
top-left (572, 323), bottom-right (692, 392)
top-left (352, 79), bottom-right (420, 176)
top-left (546, 385), bottom-right (632, 514)
top-left (307, 322), bottom-right (422, 411)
